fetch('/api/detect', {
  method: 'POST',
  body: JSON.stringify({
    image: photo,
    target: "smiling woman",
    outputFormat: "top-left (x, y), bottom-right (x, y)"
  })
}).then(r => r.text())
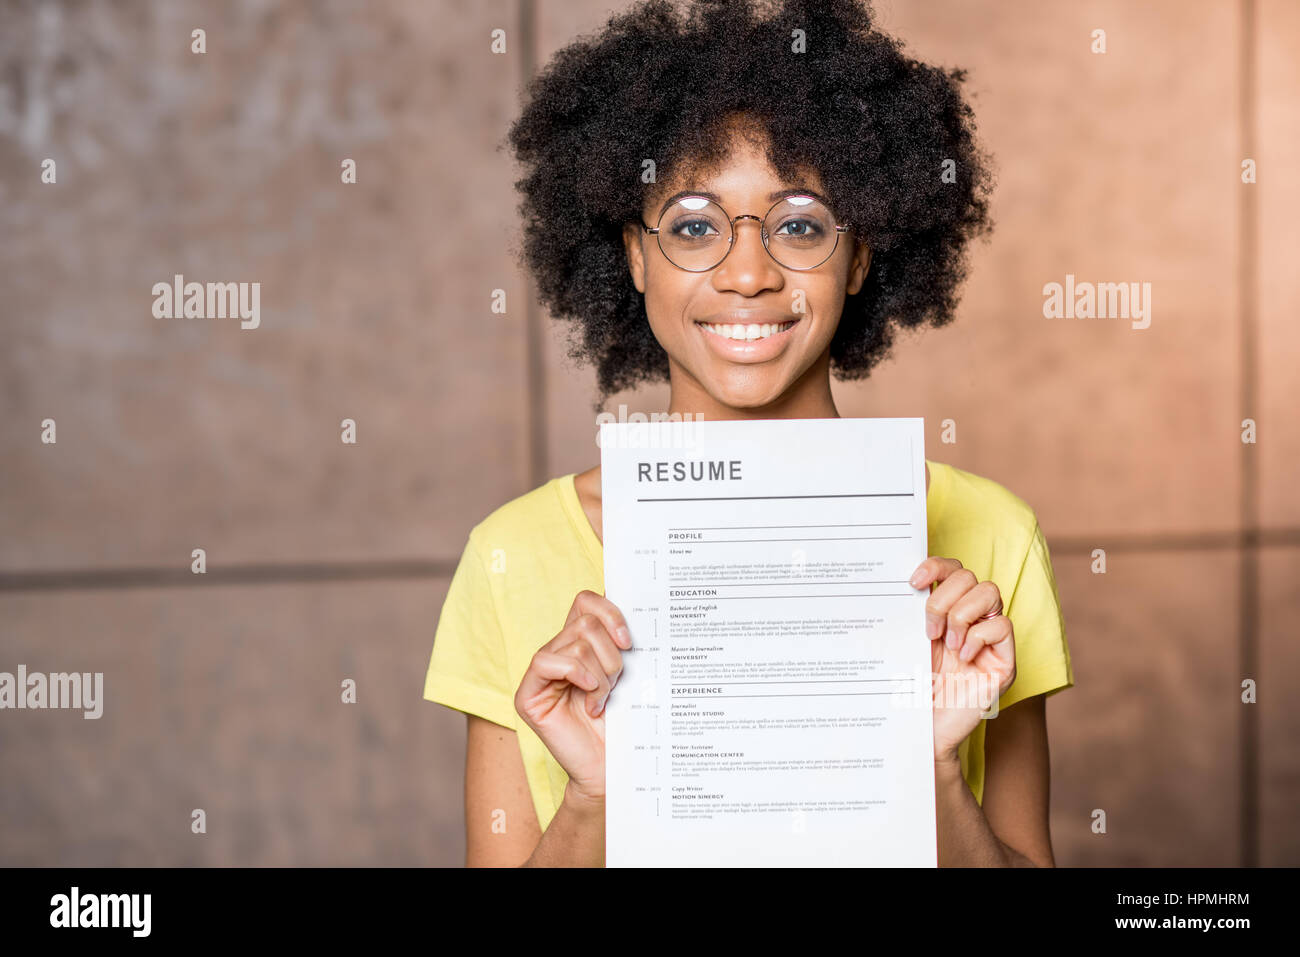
top-left (508, 0), bottom-right (993, 407)
top-left (620, 119), bottom-right (875, 410)
top-left (422, 0), bottom-right (1073, 868)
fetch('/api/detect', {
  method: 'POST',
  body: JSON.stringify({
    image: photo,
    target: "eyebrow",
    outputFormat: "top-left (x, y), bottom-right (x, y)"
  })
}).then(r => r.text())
top-left (654, 186), bottom-right (832, 220)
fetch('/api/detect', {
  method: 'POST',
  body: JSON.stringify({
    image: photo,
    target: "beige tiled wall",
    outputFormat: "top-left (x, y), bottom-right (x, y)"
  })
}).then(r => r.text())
top-left (0, 0), bottom-right (1292, 866)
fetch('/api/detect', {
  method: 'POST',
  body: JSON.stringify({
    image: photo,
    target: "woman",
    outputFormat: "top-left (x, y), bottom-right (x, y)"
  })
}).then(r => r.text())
top-left (423, 0), bottom-right (1073, 866)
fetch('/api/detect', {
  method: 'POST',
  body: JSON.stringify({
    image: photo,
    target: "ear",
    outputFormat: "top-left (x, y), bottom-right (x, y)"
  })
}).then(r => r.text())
top-left (845, 239), bottom-right (872, 296)
top-left (623, 222), bottom-right (647, 294)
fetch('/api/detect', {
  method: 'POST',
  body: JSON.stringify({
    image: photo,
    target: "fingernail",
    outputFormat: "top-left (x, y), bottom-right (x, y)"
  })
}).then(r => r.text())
top-left (909, 568), bottom-right (925, 587)
top-left (617, 626), bottom-right (632, 647)
top-left (927, 618), bottom-right (941, 640)
top-left (945, 628), bottom-right (958, 651)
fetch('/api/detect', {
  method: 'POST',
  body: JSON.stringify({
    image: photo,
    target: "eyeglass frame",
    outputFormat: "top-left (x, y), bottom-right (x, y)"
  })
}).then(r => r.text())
top-left (639, 194), bottom-right (853, 273)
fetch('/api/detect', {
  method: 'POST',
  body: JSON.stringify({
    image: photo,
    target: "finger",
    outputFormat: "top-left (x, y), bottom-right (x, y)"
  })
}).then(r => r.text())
top-left (961, 619), bottom-right (1017, 711)
top-left (565, 589), bottom-right (634, 649)
top-left (924, 565), bottom-right (978, 645)
top-left (569, 614), bottom-right (627, 683)
top-left (565, 590), bottom-right (633, 649)
top-left (956, 614), bottom-right (1014, 673)
top-left (911, 558), bottom-right (964, 639)
top-left (910, 556), bottom-right (961, 592)
top-left (947, 580), bottom-right (1004, 656)
top-left (519, 650), bottom-right (600, 703)
top-left (549, 618), bottom-right (626, 712)
top-left (561, 640), bottom-right (612, 717)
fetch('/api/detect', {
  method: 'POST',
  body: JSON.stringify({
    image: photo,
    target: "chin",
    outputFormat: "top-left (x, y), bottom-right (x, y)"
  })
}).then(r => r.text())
top-left (704, 372), bottom-right (793, 412)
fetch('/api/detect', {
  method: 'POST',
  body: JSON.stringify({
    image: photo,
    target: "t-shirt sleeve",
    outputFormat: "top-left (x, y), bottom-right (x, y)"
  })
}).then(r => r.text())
top-left (996, 519), bottom-right (1075, 712)
top-left (422, 529), bottom-right (518, 729)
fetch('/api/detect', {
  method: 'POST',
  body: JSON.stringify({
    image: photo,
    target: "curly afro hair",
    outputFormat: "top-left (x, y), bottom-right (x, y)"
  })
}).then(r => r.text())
top-left (507, 0), bottom-right (994, 404)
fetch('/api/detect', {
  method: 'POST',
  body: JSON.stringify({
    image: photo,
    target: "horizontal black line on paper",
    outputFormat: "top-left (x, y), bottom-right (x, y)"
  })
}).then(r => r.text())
top-left (667, 524), bottom-right (910, 530)
top-left (664, 536), bottom-right (912, 542)
top-left (669, 593), bottom-right (916, 599)
top-left (668, 692), bottom-right (910, 698)
top-left (668, 679), bottom-right (917, 685)
top-left (637, 493), bottom-right (914, 501)
top-left (670, 581), bottom-right (912, 587)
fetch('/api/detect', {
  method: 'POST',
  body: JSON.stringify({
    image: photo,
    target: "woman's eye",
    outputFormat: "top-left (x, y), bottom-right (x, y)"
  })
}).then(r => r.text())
top-left (775, 218), bottom-right (821, 238)
top-left (673, 219), bottom-right (719, 239)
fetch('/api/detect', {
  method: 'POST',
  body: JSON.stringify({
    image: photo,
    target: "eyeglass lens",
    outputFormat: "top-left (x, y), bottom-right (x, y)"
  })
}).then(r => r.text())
top-left (655, 195), bottom-right (839, 271)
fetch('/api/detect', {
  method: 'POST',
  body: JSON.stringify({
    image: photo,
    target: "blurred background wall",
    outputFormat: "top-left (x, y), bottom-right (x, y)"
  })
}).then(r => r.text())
top-left (0, 0), bottom-right (1295, 866)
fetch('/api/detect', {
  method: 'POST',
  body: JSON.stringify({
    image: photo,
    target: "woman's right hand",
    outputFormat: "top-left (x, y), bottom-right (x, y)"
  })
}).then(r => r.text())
top-left (514, 589), bottom-right (631, 805)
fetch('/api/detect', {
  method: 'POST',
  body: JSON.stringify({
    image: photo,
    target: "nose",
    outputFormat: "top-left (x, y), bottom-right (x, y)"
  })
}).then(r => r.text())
top-left (710, 215), bottom-right (784, 296)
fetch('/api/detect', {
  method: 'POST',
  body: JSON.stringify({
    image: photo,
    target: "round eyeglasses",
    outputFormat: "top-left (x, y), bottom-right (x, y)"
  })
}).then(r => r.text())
top-left (640, 194), bottom-right (850, 272)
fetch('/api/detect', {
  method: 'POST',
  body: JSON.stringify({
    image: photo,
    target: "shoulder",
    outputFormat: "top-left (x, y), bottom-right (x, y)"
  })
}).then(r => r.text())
top-left (464, 475), bottom-right (574, 553)
top-left (928, 458), bottom-right (1039, 537)
top-left (926, 459), bottom-right (1048, 597)
top-left (927, 462), bottom-right (1073, 706)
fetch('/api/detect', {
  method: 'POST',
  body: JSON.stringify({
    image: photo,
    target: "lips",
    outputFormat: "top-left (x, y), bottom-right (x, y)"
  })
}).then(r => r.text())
top-left (693, 316), bottom-right (803, 363)
top-left (697, 319), bottom-right (798, 341)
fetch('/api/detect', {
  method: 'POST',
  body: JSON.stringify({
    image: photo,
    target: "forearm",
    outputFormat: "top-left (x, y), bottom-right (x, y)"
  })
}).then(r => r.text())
top-left (520, 783), bottom-right (605, 867)
top-left (934, 755), bottom-right (1036, 867)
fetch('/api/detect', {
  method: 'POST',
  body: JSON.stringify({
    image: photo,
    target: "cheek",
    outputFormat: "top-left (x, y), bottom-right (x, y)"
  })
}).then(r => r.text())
top-left (793, 276), bottom-right (848, 327)
top-left (644, 266), bottom-right (702, 329)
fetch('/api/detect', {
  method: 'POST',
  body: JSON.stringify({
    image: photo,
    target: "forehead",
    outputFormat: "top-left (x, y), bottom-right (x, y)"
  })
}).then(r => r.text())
top-left (643, 120), bottom-right (827, 211)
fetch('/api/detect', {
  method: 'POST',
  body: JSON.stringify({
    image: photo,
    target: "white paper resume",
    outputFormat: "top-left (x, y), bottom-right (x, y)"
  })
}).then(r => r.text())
top-left (600, 417), bottom-right (936, 867)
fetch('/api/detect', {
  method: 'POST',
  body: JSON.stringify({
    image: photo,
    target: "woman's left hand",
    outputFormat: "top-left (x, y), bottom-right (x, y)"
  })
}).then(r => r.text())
top-left (910, 557), bottom-right (1017, 763)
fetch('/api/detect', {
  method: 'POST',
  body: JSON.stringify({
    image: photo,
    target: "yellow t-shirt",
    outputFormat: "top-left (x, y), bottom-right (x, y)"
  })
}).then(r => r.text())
top-left (423, 459), bottom-right (1074, 833)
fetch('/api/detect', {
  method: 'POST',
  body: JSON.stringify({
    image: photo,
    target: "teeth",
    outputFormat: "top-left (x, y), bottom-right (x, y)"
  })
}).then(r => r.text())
top-left (701, 320), bottom-right (796, 340)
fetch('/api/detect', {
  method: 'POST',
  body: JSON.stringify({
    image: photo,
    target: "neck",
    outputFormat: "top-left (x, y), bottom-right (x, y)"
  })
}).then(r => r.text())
top-left (665, 350), bottom-right (840, 421)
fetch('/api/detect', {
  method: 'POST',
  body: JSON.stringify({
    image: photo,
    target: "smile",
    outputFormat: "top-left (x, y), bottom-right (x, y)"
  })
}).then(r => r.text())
top-left (697, 319), bottom-right (799, 341)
